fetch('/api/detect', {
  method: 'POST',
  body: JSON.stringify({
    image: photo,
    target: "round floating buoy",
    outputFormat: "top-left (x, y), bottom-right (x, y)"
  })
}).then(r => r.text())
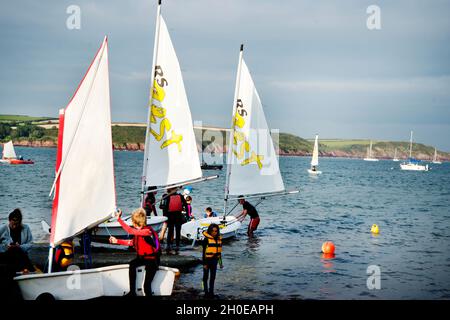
top-left (371, 224), bottom-right (380, 234)
top-left (321, 241), bottom-right (335, 254)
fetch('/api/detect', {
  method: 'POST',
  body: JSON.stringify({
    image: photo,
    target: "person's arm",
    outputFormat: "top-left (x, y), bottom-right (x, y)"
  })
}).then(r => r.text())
top-left (236, 210), bottom-right (247, 222)
top-left (20, 225), bottom-right (33, 253)
top-left (117, 216), bottom-right (151, 236)
top-left (116, 238), bottom-right (133, 246)
top-left (202, 238), bottom-right (207, 263)
top-left (181, 195), bottom-right (188, 213)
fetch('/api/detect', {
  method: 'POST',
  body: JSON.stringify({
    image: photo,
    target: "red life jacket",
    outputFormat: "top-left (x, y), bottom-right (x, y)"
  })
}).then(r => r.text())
top-left (168, 194), bottom-right (183, 212)
top-left (134, 226), bottom-right (159, 259)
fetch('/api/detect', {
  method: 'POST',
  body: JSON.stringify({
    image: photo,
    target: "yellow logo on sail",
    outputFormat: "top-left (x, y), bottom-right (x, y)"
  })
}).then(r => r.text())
top-left (232, 99), bottom-right (264, 170)
top-left (149, 66), bottom-right (183, 152)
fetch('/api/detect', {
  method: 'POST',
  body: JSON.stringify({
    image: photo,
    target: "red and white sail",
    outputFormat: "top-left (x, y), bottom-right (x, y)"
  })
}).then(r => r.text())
top-left (50, 37), bottom-right (116, 247)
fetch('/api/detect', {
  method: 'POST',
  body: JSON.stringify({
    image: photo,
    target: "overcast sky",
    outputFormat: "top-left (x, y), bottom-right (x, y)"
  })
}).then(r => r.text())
top-left (1, 0), bottom-right (449, 150)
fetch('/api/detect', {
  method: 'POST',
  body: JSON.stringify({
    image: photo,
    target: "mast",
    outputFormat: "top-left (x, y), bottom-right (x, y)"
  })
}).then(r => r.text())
top-left (223, 44), bottom-right (244, 219)
top-left (141, 0), bottom-right (162, 204)
top-left (409, 131), bottom-right (413, 159)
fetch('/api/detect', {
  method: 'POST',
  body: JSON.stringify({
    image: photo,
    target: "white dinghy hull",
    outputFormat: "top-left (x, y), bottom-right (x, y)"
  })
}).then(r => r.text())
top-left (181, 216), bottom-right (242, 241)
top-left (307, 169), bottom-right (322, 175)
top-left (93, 216), bottom-right (168, 241)
top-left (15, 264), bottom-right (178, 300)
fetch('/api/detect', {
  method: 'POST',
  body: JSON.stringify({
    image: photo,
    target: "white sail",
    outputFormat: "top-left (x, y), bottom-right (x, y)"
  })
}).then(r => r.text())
top-left (2, 141), bottom-right (16, 159)
top-left (311, 135), bottom-right (319, 166)
top-left (434, 148), bottom-right (437, 162)
top-left (227, 59), bottom-right (285, 196)
top-left (143, 16), bottom-right (201, 188)
top-left (50, 37), bottom-right (116, 247)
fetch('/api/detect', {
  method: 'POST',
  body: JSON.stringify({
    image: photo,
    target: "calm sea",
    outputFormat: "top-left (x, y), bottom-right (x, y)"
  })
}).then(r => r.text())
top-left (1, 147), bottom-right (450, 299)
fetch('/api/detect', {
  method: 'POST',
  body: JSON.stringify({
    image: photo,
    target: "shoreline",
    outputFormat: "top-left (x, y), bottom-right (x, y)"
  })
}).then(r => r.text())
top-left (7, 140), bottom-right (450, 161)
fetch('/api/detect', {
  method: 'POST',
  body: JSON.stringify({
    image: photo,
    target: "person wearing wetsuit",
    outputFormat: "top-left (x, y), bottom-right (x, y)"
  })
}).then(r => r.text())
top-left (143, 186), bottom-right (158, 216)
top-left (110, 208), bottom-right (160, 297)
top-left (235, 196), bottom-right (260, 237)
top-left (202, 224), bottom-right (223, 298)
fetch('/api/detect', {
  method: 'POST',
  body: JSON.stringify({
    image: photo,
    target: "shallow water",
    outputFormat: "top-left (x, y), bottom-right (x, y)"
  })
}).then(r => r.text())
top-left (1, 147), bottom-right (450, 299)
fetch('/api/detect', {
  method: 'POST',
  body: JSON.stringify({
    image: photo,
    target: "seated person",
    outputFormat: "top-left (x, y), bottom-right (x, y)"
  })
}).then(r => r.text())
top-left (203, 207), bottom-right (218, 219)
top-left (0, 209), bottom-right (34, 273)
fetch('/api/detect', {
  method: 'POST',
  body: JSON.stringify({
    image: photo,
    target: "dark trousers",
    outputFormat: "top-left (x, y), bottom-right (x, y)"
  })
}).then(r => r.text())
top-left (129, 257), bottom-right (158, 296)
top-left (167, 211), bottom-right (183, 248)
top-left (203, 258), bottom-right (218, 295)
top-left (0, 247), bottom-right (34, 272)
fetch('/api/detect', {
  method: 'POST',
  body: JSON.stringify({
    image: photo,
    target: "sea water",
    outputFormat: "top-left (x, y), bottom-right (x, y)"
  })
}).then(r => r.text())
top-left (1, 147), bottom-right (449, 299)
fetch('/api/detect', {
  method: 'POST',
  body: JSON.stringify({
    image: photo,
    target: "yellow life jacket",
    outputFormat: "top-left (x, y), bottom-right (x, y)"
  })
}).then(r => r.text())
top-left (203, 231), bottom-right (222, 259)
top-left (56, 241), bottom-right (74, 268)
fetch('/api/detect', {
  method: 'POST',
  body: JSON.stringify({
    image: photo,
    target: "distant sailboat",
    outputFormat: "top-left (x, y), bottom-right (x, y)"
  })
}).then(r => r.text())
top-left (0, 140), bottom-right (34, 164)
top-left (308, 134), bottom-right (322, 175)
top-left (363, 140), bottom-right (379, 161)
top-left (182, 45), bottom-right (298, 242)
top-left (393, 148), bottom-right (399, 162)
top-left (432, 148), bottom-right (442, 164)
top-left (400, 131), bottom-right (428, 171)
top-left (15, 37), bottom-right (178, 300)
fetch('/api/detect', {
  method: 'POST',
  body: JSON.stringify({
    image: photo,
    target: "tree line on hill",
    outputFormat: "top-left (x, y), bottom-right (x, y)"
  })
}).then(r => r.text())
top-left (0, 123), bottom-right (46, 140)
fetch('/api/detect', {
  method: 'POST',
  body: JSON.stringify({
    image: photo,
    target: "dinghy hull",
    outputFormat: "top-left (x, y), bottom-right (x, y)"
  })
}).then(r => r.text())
top-left (14, 264), bottom-right (178, 300)
top-left (93, 216), bottom-right (168, 241)
top-left (181, 216), bottom-right (241, 241)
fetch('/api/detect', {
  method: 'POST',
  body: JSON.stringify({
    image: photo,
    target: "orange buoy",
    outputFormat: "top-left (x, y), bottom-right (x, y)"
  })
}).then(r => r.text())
top-left (321, 241), bottom-right (335, 255)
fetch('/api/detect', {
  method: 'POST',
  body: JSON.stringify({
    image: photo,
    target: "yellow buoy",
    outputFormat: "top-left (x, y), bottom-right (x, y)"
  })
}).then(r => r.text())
top-left (371, 224), bottom-right (380, 234)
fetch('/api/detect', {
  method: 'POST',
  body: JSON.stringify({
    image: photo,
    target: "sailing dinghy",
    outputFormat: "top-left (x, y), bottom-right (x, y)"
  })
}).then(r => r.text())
top-left (400, 131), bottom-right (428, 171)
top-left (96, 2), bottom-right (217, 239)
top-left (182, 45), bottom-right (298, 242)
top-left (307, 134), bottom-right (322, 175)
top-left (393, 148), bottom-right (399, 162)
top-left (138, 1), bottom-right (217, 201)
top-left (363, 140), bottom-right (379, 161)
top-left (0, 141), bottom-right (34, 164)
top-left (432, 148), bottom-right (442, 164)
top-left (15, 37), bottom-right (178, 300)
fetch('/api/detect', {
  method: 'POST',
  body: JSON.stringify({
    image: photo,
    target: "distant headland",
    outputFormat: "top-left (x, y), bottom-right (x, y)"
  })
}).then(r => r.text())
top-left (0, 114), bottom-right (448, 161)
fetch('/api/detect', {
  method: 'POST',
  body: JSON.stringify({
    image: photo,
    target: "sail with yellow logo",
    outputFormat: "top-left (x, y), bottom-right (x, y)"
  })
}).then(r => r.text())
top-left (142, 4), bottom-right (209, 191)
top-left (223, 45), bottom-right (296, 215)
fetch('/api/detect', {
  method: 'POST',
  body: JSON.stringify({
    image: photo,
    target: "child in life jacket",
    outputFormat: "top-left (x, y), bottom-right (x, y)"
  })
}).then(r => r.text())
top-left (203, 207), bottom-right (218, 219)
top-left (185, 196), bottom-right (195, 221)
top-left (53, 240), bottom-right (74, 272)
top-left (109, 208), bottom-right (160, 297)
top-left (202, 224), bottom-right (223, 298)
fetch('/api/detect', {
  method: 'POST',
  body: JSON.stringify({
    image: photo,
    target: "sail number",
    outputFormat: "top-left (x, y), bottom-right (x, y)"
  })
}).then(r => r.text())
top-left (149, 65), bottom-right (183, 152)
top-left (232, 99), bottom-right (264, 169)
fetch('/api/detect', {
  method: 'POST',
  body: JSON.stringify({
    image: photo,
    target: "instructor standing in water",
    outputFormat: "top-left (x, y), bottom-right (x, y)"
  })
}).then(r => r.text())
top-left (235, 196), bottom-right (260, 237)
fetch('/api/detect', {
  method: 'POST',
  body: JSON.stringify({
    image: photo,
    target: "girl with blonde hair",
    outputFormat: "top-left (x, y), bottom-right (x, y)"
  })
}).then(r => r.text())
top-left (110, 208), bottom-right (160, 297)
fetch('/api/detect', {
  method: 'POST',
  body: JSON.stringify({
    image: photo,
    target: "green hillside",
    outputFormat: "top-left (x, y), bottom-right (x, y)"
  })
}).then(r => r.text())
top-left (0, 114), bottom-right (57, 123)
top-left (0, 115), bottom-right (448, 160)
